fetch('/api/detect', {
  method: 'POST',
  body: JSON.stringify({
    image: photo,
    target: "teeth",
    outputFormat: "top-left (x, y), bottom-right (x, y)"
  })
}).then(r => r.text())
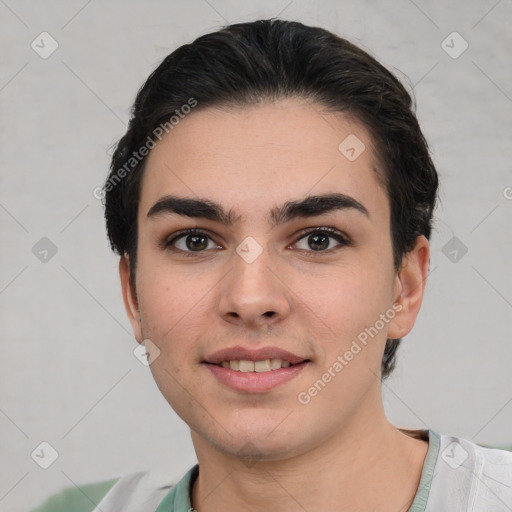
top-left (270, 359), bottom-right (282, 370)
top-left (254, 360), bottom-right (270, 372)
top-left (239, 360), bottom-right (255, 372)
top-left (219, 359), bottom-right (294, 372)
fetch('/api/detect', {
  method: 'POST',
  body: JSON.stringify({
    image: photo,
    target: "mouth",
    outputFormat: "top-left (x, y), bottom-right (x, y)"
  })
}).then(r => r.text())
top-left (203, 345), bottom-right (310, 369)
top-left (202, 346), bottom-right (311, 393)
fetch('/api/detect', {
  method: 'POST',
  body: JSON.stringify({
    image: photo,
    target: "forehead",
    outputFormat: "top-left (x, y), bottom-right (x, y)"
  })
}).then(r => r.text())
top-left (139, 98), bottom-right (389, 225)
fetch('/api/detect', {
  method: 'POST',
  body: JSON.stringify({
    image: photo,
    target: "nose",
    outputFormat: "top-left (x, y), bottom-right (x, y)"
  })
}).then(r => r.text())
top-left (216, 242), bottom-right (291, 330)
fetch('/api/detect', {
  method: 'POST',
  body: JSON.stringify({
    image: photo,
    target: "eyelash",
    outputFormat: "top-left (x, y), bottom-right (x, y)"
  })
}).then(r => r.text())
top-left (161, 226), bottom-right (352, 258)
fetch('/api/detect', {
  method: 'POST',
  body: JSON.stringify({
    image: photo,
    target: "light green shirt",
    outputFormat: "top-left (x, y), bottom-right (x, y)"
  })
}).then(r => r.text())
top-left (30, 478), bottom-right (119, 512)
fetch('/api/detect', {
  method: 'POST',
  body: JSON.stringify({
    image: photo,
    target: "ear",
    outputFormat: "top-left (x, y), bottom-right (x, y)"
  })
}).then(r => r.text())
top-left (387, 235), bottom-right (430, 339)
top-left (119, 254), bottom-right (143, 343)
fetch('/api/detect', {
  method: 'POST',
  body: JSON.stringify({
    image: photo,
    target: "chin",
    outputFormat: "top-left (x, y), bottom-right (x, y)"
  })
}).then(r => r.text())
top-left (221, 435), bottom-right (301, 463)
top-left (202, 418), bottom-right (305, 462)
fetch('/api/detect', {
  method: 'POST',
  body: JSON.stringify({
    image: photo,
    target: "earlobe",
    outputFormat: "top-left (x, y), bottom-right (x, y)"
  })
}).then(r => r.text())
top-left (119, 255), bottom-right (143, 343)
top-left (387, 236), bottom-right (430, 340)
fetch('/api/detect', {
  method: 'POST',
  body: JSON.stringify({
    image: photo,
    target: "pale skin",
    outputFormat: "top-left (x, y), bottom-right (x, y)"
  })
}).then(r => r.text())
top-left (119, 97), bottom-right (430, 512)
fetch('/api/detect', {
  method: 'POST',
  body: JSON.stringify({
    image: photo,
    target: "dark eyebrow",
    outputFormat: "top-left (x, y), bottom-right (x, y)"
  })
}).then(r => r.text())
top-left (146, 193), bottom-right (370, 227)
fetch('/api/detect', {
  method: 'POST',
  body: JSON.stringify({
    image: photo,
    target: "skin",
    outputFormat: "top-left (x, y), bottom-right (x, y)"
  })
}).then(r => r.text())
top-left (119, 97), bottom-right (430, 512)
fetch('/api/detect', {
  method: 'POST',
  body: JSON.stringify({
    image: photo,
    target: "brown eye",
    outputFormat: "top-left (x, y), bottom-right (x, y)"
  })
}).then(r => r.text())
top-left (164, 229), bottom-right (220, 255)
top-left (181, 233), bottom-right (209, 251)
top-left (294, 227), bottom-right (350, 253)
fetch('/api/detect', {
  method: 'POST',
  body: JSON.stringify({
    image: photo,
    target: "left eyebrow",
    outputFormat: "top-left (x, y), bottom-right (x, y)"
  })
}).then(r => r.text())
top-left (146, 192), bottom-right (370, 227)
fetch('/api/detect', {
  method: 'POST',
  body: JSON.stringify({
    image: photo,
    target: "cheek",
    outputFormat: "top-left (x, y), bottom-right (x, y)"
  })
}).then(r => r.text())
top-left (136, 269), bottom-right (215, 362)
top-left (297, 265), bottom-right (392, 336)
top-left (137, 256), bottom-right (197, 323)
top-left (147, 353), bottom-right (208, 432)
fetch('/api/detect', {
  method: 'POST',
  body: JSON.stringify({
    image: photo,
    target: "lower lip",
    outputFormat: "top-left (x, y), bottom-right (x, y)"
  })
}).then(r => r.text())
top-left (204, 362), bottom-right (309, 393)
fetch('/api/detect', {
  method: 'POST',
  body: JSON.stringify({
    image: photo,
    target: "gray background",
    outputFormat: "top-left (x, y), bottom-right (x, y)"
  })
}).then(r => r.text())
top-left (1, 1), bottom-right (511, 511)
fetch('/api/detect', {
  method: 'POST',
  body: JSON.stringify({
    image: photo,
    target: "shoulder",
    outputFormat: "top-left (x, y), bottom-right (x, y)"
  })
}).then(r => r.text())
top-left (31, 468), bottom-right (189, 512)
top-left (433, 431), bottom-right (512, 511)
top-left (30, 477), bottom-right (119, 512)
top-left (465, 436), bottom-right (512, 506)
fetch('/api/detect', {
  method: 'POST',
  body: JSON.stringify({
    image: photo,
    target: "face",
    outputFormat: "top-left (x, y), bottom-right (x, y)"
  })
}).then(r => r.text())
top-left (120, 97), bottom-right (428, 461)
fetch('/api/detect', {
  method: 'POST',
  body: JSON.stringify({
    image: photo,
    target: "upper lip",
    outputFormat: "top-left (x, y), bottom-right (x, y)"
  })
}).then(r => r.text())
top-left (204, 346), bottom-right (309, 365)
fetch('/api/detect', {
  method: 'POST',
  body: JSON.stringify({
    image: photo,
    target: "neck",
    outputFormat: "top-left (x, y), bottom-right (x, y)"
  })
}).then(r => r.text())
top-left (190, 401), bottom-right (429, 512)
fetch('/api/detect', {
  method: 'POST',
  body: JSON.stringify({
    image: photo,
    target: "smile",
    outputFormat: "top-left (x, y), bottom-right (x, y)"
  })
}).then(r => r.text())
top-left (204, 360), bottom-right (310, 393)
top-left (216, 359), bottom-right (294, 372)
